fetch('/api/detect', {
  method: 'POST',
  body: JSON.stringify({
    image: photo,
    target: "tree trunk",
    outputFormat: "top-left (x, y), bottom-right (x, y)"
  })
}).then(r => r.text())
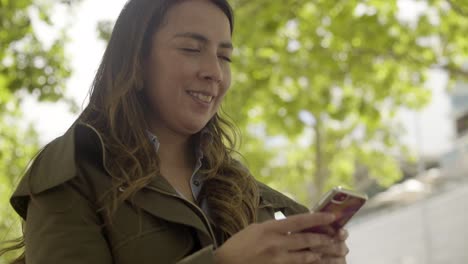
top-left (312, 115), bottom-right (327, 204)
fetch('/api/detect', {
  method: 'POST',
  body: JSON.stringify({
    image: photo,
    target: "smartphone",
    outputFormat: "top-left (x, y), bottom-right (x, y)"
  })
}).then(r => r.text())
top-left (302, 186), bottom-right (368, 235)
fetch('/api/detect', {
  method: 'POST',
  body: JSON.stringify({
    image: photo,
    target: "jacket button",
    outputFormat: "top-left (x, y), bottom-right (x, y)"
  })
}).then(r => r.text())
top-left (193, 180), bottom-right (200, 187)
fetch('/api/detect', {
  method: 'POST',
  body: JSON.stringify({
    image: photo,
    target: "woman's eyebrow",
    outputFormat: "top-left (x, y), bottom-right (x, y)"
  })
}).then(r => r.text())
top-left (172, 32), bottom-right (233, 50)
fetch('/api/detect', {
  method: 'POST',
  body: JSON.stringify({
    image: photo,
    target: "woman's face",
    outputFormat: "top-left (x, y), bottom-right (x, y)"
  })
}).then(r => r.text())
top-left (144, 0), bottom-right (232, 136)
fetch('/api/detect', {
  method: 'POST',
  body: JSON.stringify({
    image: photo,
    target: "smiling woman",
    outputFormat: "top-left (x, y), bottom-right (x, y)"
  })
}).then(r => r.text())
top-left (2, 0), bottom-right (350, 263)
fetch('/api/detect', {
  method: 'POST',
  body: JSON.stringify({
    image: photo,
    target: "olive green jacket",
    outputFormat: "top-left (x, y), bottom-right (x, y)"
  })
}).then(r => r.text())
top-left (10, 122), bottom-right (308, 264)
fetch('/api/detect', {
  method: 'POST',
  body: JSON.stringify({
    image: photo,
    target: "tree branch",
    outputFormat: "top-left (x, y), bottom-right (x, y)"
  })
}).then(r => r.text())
top-left (446, 0), bottom-right (468, 17)
top-left (436, 63), bottom-right (468, 81)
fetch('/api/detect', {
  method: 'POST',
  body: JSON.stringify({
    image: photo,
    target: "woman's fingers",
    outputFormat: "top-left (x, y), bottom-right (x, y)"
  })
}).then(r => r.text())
top-left (284, 232), bottom-right (335, 251)
top-left (335, 229), bottom-right (349, 241)
top-left (264, 212), bottom-right (336, 234)
top-left (317, 241), bottom-right (349, 258)
top-left (215, 212), bottom-right (344, 264)
top-left (286, 251), bottom-right (322, 264)
top-left (302, 224), bottom-right (337, 236)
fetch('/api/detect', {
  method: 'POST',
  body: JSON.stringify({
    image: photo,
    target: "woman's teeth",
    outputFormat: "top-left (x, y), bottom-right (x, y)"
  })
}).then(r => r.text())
top-left (188, 91), bottom-right (213, 103)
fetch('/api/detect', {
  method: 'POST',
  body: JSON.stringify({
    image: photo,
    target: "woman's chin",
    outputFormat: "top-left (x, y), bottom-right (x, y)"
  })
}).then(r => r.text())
top-left (180, 120), bottom-right (210, 135)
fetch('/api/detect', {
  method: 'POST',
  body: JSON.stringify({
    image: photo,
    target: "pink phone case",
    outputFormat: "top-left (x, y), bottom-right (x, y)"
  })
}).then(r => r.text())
top-left (302, 187), bottom-right (367, 235)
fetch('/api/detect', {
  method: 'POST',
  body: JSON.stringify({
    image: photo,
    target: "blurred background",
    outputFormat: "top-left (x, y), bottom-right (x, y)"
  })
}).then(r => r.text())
top-left (1, 0), bottom-right (467, 263)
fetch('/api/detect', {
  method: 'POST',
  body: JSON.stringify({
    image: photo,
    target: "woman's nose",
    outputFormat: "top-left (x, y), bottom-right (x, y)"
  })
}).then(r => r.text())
top-left (198, 54), bottom-right (223, 84)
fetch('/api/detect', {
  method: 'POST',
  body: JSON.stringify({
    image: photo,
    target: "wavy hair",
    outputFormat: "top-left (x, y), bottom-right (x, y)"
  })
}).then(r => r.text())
top-left (1, 0), bottom-right (259, 262)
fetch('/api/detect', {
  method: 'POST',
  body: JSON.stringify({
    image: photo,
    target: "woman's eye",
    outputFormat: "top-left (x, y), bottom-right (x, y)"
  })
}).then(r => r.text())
top-left (219, 56), bottom-right (232, 63)
top-left (181, 48), bottom-right (200, 52)
top-left (181, 48), bottom-right (231, 63)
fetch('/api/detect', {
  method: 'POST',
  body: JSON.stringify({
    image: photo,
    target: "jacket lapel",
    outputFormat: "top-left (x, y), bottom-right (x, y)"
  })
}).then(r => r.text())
top-left (129, 176), bottom-right (215, 246)
top-left (76, 122), bottom-right (215, 246)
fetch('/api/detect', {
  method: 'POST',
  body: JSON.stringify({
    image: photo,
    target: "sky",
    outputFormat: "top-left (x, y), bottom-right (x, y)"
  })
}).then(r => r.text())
top-left (21, 0), bottom-right (455, 159)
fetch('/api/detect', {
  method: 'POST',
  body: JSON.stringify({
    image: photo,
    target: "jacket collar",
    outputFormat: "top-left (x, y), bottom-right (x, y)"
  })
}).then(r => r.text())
top-left (75, 122), bottom-right (217, 245)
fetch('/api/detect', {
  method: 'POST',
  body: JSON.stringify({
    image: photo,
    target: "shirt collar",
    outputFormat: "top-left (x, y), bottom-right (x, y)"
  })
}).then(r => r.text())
top-left (146, 128), bottom-right (213, 160)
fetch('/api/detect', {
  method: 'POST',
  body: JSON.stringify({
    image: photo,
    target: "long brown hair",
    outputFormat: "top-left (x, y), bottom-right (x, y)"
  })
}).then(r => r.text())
top-left (1, 0), bottom-right (259, 262)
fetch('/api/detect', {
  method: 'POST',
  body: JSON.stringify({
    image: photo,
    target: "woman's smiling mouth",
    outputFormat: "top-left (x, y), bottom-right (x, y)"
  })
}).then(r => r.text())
top-left (187, 91), bottom-right (214, 103)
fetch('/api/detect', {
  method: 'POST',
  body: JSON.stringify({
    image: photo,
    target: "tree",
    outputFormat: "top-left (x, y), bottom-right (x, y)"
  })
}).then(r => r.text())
top-left (69, 1), bottom-right (468, 205)
top-left (224, 0), bottom-right (468, 205)
top-left (0, 0), bottom-right (80, 262)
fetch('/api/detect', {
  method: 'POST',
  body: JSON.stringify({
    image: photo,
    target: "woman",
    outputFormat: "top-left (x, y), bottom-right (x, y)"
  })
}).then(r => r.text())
top-left (5, 0), bottom-right (349, 263)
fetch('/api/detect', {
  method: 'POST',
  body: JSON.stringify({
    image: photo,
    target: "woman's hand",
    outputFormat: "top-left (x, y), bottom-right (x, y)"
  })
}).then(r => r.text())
top-left (313, 229), bottom-right (349, 264)
top-left (213, 212), bottom-right (337, 264)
